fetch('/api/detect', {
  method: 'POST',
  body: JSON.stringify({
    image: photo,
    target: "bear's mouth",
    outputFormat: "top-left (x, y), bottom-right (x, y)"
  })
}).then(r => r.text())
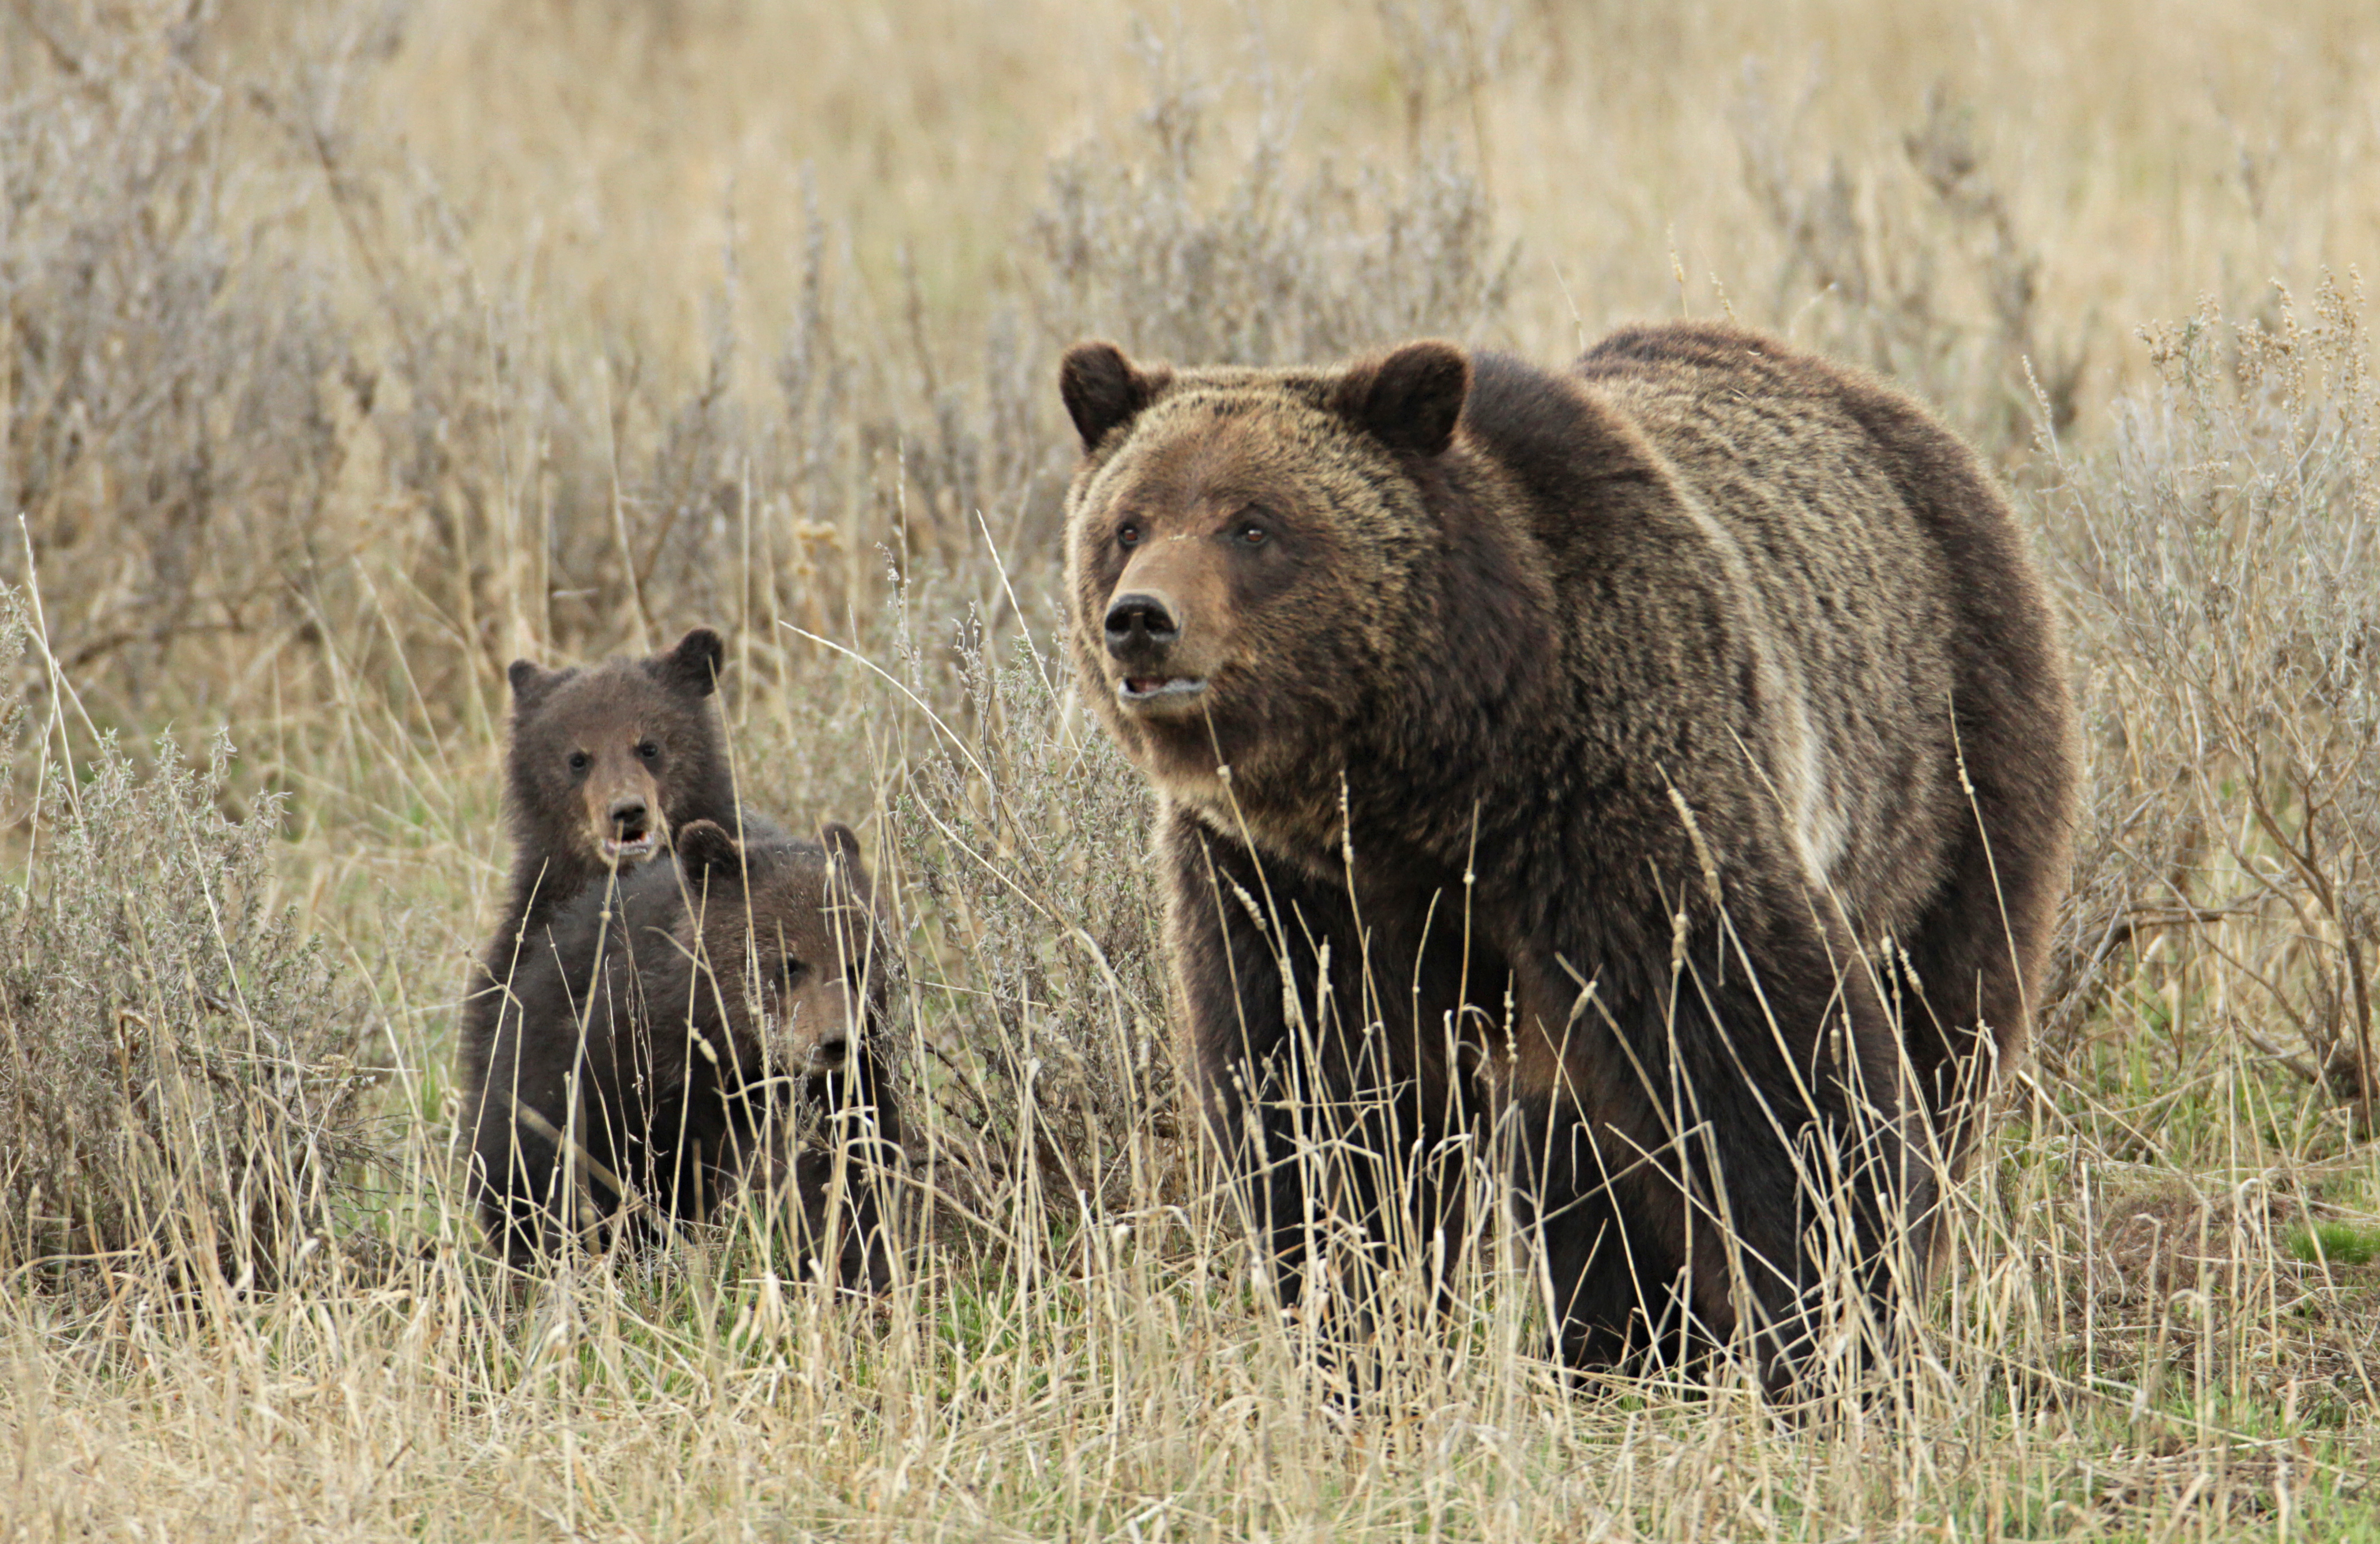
top-left (602, 832), bottom-right (660, 863)
top-left (1118, 675), bottom-right (1208, 706)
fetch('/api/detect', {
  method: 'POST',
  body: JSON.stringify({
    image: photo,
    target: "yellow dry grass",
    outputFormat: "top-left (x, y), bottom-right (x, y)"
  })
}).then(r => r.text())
top-left (2, 1), bottom-right (2378, 1538)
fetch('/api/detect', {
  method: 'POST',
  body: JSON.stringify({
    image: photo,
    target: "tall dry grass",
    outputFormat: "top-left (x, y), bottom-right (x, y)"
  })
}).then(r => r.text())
top-left (2, 0), bottom-right (2378, 1538)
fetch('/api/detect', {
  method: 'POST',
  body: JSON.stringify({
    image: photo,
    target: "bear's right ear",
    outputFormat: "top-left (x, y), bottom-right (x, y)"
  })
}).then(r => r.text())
top-left (820, 820), bottom-right (874, 888)
top-left (1337, 340), bottom-right (1471, 459)
top-left (1059, 341), bottom-right (1166, 452)
top-left (507, 659), bottom-right (564, 718)
top-left (674, 818), bottom-right (742, 880)
top-left (651, 627), bottom-right (726, 699)
top-left (820, 821), bottom-right (891, 929)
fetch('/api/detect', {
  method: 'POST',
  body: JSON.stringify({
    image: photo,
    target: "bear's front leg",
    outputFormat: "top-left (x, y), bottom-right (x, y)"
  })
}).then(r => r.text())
top-left (1513, 911), bottom-right (1920, 1395)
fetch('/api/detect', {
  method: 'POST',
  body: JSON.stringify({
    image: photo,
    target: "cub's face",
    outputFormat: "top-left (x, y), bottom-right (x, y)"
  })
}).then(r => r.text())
top-left (674, 822), bottom-right (889, 1081)
top-left (506, 628), bottom-right (725, 873)
top-left (1058, 340), bottom-right (1472, 820)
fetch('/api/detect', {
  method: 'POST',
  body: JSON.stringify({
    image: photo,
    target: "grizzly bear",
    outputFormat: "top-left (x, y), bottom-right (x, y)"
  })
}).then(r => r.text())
top-left (1058, 319), bottom-right (2078, 1388)
top-left (462, 818), bottom-right (904, 1287)
top-left (457, 628), bottom-right (752, 1117)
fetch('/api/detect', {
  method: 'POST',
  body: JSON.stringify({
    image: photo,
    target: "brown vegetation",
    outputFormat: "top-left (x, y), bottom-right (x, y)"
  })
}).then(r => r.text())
top-left (2, 1), bottom-right (2377, 1538)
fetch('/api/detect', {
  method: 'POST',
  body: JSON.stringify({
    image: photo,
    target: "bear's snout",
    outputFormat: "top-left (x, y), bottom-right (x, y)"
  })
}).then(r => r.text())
top-left (584, 764), bottom-right (667, 865)
top-left (765, 975), bottom-right (861, 1077)
top-left (1103, 591), bottom-right (1181, 659)
top-left (1104, 588), bottom-right (1217, 708)
top-left (608, 794), bottom-right (651, 842)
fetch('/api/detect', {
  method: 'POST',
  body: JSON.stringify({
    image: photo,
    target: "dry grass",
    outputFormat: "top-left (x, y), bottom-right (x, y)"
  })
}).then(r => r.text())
top-left (3, 0), bottom-right (2379, 1538)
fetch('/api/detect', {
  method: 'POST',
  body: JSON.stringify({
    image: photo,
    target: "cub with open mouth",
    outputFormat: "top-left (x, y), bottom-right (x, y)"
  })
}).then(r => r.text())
top-left (457, 628), bottom-right (775, 1189)
top-left (464, 818), bottom-right (904, 1286)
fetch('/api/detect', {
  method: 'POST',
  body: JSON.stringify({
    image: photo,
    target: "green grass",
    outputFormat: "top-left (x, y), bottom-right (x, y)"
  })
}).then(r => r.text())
top-left (2289, 1223), bottom-right (2380, 1269)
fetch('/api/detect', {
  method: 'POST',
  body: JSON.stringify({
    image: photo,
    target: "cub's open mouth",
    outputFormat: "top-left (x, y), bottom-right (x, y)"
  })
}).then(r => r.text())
top-left (1118, 676), bottom-right (1208, 705)
top-left (602, 832), bottom-right (660, 863)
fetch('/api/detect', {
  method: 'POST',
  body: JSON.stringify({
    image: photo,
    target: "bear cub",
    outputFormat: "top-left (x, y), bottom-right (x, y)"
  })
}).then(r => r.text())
top-left (1060, 320), bottom-right (2078, 1391)
top-left (458, 628), bottom-right (756, 1121)
top-left (464, 819), bottom-right (904, 1286)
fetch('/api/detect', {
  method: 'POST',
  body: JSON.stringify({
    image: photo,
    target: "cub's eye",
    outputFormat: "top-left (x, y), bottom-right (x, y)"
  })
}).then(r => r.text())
top-left (1116, 521), bottom-right (1142, 550)
top-left (566, 750), bottom-right (591, 775)
top-left (636, 739), bottom-right (660, 762)
top-left (781, 959), bottom-right (812, 989)
top-left (1236, 519), bottom-right (1271, 547)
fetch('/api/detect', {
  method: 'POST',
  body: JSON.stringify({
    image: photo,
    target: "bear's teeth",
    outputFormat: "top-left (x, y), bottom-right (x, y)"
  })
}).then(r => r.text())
top-left (1121, 676), bottom-right (1205, 700)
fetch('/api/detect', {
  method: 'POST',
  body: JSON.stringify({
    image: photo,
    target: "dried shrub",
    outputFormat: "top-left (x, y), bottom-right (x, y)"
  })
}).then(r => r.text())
top-left (1031, 25), bottom-right (1514, 367)
top-left (883, 603), bottom-right (1173, 1223)
top-left (0, 590), bottom-right (379, 1281)
top-left (1732, 74), bottom-right (2086, 453)
top-left (0, 14), bottom-right (358, 701)
top-left (2047, 276), bottom-right (2380, 1129)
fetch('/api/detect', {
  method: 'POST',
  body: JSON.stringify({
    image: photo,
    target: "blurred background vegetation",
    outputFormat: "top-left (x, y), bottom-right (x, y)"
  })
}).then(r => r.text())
top-left (2, 1), bottom-right (2378, 1537)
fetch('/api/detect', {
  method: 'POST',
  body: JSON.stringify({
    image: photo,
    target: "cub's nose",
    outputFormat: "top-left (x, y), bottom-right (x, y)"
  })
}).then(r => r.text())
top-left (1103, 591), bottom-right (1180, 658)
top-left (809, 1022), bottom-right (850, 1070)
top-left (608, 796), bottom-right (649, 838)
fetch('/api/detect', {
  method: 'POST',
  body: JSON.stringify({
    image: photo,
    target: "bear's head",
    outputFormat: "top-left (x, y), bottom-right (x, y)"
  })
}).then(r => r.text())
top-left (1058, 339), bottom-right (1472, 833)
top-left (670, 819), bottom-right (893, 1081)
top-left (505, 628), bottom-right (733, 877)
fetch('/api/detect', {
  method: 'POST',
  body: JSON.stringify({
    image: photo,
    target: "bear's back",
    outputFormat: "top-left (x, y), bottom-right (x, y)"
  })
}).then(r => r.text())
top-left (1545, 323), bottom-right (1976, 929)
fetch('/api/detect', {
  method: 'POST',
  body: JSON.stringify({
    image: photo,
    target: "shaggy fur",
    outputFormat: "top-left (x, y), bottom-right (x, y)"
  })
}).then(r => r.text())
top-left (457, 629), bottom-right (753, 1133)
top-left (1060, 320), bottom-right (2078, 1388)
top-left (463, 820), bottom-right (903, 1286)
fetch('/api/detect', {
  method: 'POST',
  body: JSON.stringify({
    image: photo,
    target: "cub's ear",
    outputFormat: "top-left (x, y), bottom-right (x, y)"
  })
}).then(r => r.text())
top-left (674, 819), bottom-right (742, 880)
top-left (819, 821), bottom-right (867, 874)
top-left (1059, 341), bottom-right (1168, 452)
top-left (820, 821), bottom-right (890, 921)
top-left (651, 627), bottom-right (726, 698)
top-left (507, 659), bottom-right (566, 719)
top-left (1337, 340), bottom-right (1470, 458)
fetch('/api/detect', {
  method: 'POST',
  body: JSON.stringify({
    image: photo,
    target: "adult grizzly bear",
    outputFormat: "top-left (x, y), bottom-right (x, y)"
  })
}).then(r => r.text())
top-left (1058, 320), bottom-right (2077, 1387)
top-left (464, 820), bottom-right (903, 1286)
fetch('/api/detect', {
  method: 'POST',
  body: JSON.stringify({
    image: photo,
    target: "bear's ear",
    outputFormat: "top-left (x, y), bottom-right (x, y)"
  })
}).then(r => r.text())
top-left (675, 818), bottom-right (742, 880)
top-left (507, 659), bottom-right (565, 719)
top-left (820, 820), bottom-right (873, 891)
top-left (1338, 340), bottom-right (1470, 458)
top-left (651, 627), bottom-right (726, 698)
top-left (820, 821), bottom-right (888, 920)
top-left (819, 821), bottom-right (866, 873)
top-left (1059, 341), bottom-right (1166, 452)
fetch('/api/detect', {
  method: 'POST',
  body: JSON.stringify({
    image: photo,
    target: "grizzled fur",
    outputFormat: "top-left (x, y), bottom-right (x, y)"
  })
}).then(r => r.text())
top-left (464, 820), bottom-right (904, 1287)
top-left (457, 628), bottom-right (749, 1133)
top-left (1059, 320), bottom-right (2078, 1387)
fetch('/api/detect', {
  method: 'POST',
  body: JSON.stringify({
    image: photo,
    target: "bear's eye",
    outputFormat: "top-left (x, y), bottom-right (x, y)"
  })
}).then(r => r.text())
top-left (566, 750), bottom-right (591, 775)
top-left (780, 959), bottom-right (811, 989)
top-left (636, 739), bottom-right (660, 763)
top-left (1236, 519), bottom-right (1271, 547)
top-left (1116, 521), bottom-right (1142, 550)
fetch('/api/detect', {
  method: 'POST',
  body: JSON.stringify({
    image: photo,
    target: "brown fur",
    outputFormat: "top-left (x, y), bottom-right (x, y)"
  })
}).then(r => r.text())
top-left (463, 819), bottom-right (904, 1285)
top-left (1060, 321), bottom-right (2078, 1388)
top-left (457, 628), bottom-right (750, 1133)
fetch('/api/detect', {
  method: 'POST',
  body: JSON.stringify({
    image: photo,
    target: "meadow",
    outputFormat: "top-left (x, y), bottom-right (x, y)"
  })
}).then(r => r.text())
top-left (2, 0), bottom-right (2378, 1537)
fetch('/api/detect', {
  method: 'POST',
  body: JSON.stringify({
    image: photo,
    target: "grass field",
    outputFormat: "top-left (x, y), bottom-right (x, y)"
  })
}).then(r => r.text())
top-left (3, 1), bottom-right (2379, 1538)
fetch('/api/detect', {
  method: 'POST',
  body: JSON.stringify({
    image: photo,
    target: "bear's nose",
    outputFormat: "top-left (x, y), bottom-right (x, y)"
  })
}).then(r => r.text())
top-left (810, 1023), bottom-right (850, 1070)
top-left (1103, 592), bottom-right (1180, 656)
top-left (609, 796), bottom-right (649, 837)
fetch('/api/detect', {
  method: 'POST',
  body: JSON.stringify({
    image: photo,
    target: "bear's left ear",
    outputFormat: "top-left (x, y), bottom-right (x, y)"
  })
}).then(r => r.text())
top-left (1059, 341), bottom-right (1169, 452)
top-left (819, 821), bottom-right (887, 918)
top-left (675, 818), bottom-right (743, 880)
top-left (651, 627), bottom-right (726, 698)
top-left (1338, 340), bottom-right (1470, 458)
